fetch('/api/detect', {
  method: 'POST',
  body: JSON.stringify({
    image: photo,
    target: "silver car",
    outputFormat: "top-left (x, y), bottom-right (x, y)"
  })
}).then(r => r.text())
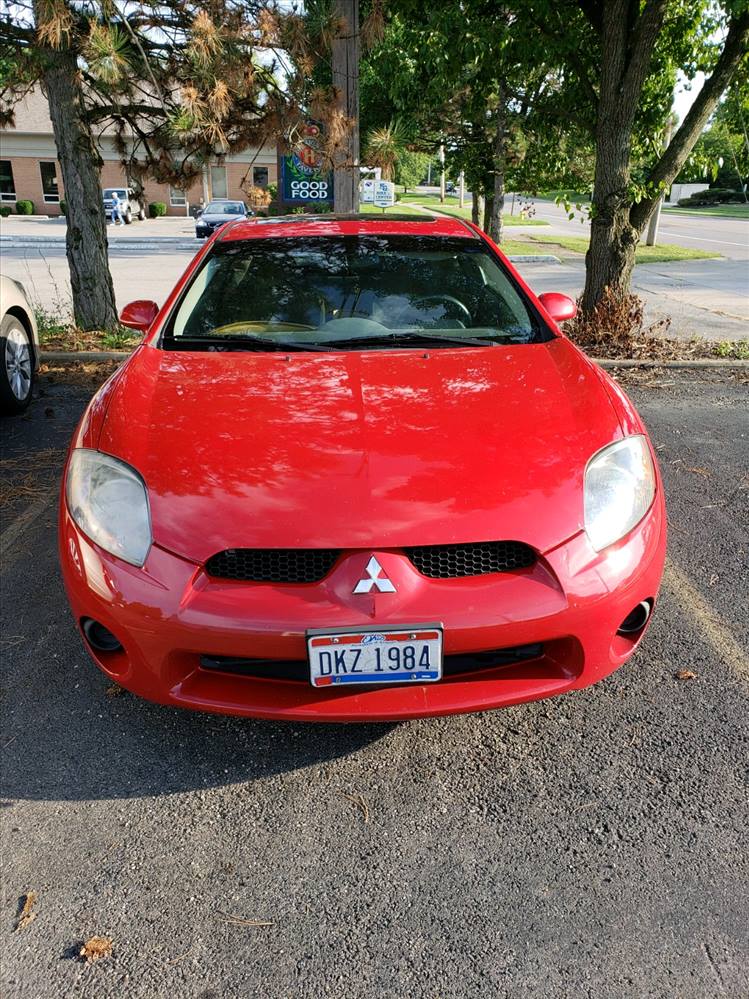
top-left (0, 275), bottom-right (40, 414)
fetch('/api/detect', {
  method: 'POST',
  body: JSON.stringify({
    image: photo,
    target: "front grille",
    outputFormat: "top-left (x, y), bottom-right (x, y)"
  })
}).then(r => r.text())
top-left (200, 643), bottom-right (544, 682)
top-left (405, 541), bottom-right (535, 578)
top-left (204, 541), bottom-right (535, 583)
top-left (204, 548), bottom-right (341, 583)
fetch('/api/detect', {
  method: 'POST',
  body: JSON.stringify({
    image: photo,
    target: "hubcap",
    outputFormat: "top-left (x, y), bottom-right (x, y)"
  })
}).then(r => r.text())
top-left (5, 328), bottom-right (32, 401)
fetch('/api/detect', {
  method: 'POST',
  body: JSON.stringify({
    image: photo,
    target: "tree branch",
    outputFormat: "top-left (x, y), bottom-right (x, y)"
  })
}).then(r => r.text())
top-left (631, 9), bottom-right (749, 230)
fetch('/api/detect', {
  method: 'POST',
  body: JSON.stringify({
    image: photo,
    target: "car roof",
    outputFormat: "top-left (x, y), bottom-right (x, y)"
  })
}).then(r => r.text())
top-left (219, 213), bottom-right (478, 242)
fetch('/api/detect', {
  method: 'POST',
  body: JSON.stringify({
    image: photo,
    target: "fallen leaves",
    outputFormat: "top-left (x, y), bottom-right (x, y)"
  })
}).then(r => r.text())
top-left (15, 891), bottom-right (37, 931)
top-left (685, 466), bottom-right (710, 478)
top-left (676, 669), bottom-right (698, 681)
top-left (105, 683), bottom-right (125, 698)
top-left (79, 935), bottom-right (113, 963)
top-left (341, 791), bottom-right (370, 824)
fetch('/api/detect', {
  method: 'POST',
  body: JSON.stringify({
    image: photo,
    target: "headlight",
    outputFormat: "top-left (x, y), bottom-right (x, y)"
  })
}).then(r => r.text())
top-left (66, 449), bottom-right (152, 566)
top-left (584, 435), bottom-right (655, 552)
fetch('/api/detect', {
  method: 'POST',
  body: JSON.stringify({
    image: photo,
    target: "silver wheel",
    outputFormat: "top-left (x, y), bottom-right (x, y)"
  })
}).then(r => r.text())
top-left (5, 326), bottom-right (32, 401)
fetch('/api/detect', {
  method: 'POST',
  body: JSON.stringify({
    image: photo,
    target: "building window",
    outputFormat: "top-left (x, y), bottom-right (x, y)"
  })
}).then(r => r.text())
top-left (210, 165), bottom-right (227, 200)
top-left (170, 187), bottom-right (186, 206)
top-left (253, 166), bottom-right (269, 188)
top-left (0, 160), bottom-right (15, 202)
top-left (39, 162), bottom-right (60, 203)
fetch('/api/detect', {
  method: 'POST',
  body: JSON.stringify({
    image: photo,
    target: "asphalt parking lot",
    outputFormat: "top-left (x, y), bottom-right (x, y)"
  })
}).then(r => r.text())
top-left (1, 366), bottom-right (748, 998)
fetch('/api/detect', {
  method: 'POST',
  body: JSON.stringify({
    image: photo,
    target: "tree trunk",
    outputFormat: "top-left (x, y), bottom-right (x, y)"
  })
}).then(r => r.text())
top-left (580, 3), bottom-right (639, 313)
top-left (471, 191), bottom-right (480, 226)
top-left (42, 47), bottom-right (117, 331)
top-left (482, 195), bottom-right (494, 234)
top-left (332, 0), bottom-right (360, 213)
top-left (488, 109), bottom-right (505, 244)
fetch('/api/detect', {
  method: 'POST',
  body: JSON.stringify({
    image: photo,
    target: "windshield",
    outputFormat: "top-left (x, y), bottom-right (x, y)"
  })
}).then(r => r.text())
top-left (205, 202), bottom-right (245, 215)
top-left (166, 235), bottom-right (546, 350)
top-left (104, 189), bottom-right (127, 199)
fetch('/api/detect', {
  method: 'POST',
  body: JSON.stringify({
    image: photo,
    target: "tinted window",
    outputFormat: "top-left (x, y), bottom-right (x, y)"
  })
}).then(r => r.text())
top-left (167, 235), bottom-right (544, 349)
top-left (205, 202), bottom-right (244, 215)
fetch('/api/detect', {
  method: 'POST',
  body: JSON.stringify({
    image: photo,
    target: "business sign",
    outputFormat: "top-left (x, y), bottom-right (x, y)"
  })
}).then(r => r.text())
top-left (360, 178), bottom-right (376, 203)
top-left (280, 121), bottom-right (332, 204)
top-left (373, 180), bottom-right (395, 207)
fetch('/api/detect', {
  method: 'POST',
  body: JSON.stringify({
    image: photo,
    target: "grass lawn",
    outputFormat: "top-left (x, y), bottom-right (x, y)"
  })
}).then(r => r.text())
top-left (431, 203), bottom-right (547, 225)
top-left (518, 233), bottom-right (721, 263)
top-left (359, 203), bottom-right (428, 216)
top-left (535, 189), bottom-right (591, 203)
top-left (663, 204), bottom-right (749, 220)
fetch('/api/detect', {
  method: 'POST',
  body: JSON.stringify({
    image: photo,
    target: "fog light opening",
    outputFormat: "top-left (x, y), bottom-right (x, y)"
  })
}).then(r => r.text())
top-left (81, 618), bottom-right (123, 653)
top-left (617, 600), bottom-right (652, 636)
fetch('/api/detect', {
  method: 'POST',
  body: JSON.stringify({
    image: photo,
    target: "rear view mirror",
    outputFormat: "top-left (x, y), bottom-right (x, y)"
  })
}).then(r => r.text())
top-left (120, 299), bottom-right (159, 333)
top-left (538, 292), bottom-right (577, 323)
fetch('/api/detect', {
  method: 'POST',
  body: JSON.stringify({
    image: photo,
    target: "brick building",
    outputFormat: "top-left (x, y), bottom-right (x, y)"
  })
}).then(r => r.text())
top-left (0, 89), bottom-right (278, 217)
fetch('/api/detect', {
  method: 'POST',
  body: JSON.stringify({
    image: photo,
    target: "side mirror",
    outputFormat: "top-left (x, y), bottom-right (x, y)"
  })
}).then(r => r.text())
top-left (120, 299), bottom-right (159, 333)
top-left (538, 292), bottom-right (577, 323)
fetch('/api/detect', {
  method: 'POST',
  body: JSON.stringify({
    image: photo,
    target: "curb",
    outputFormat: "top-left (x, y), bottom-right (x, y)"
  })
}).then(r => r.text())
top-left (507, 254), bottom-right (561, 264)
top-left (40, 351), bottom-right (748, 369)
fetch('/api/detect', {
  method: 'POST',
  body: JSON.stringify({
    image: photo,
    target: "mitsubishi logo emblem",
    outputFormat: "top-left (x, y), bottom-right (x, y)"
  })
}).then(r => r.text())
top-left (353, 556), bottom-right (396, 594)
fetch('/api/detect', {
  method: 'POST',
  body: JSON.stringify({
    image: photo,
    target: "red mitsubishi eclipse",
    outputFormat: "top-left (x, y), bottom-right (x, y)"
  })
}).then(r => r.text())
top-left (59, 214), bottom-right (666, 722)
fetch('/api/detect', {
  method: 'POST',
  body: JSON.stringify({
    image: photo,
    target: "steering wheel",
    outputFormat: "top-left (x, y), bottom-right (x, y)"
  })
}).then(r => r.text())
top-left (412, 295), bottom-right (472, 322)
top-left (315, 316), bottom-right (392, 340)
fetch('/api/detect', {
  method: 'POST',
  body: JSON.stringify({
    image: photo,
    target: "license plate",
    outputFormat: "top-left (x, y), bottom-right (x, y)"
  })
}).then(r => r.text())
top-left (307, 626), bottom-right (442, 688)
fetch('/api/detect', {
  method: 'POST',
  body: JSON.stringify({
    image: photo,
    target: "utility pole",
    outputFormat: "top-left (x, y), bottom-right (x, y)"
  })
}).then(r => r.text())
top-left (439, 143), bottom-right (445, 203)
top-left (332, 0), bottom-right (360, 213)
top-left (646, 118), bottom-right (674, 246)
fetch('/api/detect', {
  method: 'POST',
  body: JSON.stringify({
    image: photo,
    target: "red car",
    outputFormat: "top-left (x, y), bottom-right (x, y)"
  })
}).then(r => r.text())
top-left (59, 214), bottom-right (666, 722)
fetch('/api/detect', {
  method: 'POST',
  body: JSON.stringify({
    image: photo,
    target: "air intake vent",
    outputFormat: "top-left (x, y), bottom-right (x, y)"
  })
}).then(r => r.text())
top-left (405, 541), bottom-right (535, 578)
top-left (204, 548), bottom-right (341, 583)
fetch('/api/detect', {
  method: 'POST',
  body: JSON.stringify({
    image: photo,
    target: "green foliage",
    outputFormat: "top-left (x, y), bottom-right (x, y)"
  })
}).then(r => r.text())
top-left (394, 149), bottom-right (431, 191)
top-left (267, 182), bottom-right (278, 201)
top-left (15, 200), bottom-right (34, 214)
top-left (148, 202), bottom-right (167, 218)
top-left (0, 206), bottom-right (11, 217)
top-left (59, 198), bottom-right (67, 215)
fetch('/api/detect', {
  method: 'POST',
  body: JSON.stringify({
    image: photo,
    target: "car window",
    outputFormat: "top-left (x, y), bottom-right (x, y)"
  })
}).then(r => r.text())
top-left (104, 189), bottom-right (127, 199)
top-left (167, 235), bottom-right (545, 349)
top-left (205, 202), bottom-right (245, 215)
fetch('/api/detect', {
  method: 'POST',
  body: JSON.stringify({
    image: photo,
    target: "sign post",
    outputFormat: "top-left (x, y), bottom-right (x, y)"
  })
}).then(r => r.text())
top-left (373, 180), bottom-right (395, 212)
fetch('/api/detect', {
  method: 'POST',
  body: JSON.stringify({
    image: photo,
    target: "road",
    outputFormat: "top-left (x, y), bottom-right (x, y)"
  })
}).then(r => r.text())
top-left (1, 366), bottom-right (748, 998)
top-left (2, 241), bottom-right (746, 343)
top-left (528, 198), bottom-right (749, 261)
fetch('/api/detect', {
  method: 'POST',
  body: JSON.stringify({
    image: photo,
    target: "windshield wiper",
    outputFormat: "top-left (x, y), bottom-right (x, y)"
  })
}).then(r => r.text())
top-left (172, 334), bottom-right (332, 353)
top-left (314, 332), bottom-right (499, 350)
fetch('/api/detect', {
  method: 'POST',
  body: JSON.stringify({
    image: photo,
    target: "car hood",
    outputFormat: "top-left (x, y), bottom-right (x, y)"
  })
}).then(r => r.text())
top-left (98, 339), bottom-right (622, 562)
top-left (200, 214), bottom-right (239, 223)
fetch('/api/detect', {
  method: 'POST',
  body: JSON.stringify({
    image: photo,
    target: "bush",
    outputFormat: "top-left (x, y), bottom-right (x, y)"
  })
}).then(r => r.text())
top-left (679, 188), bottom-right (742, 206)
top-left (148, 201), bottom-right (167, 218)
top-left (59, 199), bottom-right (67, 216)
top-left (267, 182), bottom-right (278, 201)
top-left (16, 200), bottom-right (34, 215)
top-left (0, 206), bottom-right (11, 218)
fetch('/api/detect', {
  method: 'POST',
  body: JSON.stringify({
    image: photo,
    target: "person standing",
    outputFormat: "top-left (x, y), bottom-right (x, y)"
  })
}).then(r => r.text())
top-left (111, 190), bottom-right (122, 225)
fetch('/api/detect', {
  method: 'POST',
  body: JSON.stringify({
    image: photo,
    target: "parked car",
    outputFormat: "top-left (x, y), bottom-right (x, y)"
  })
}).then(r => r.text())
top-left (59, 213), bottom-right (666, 722)
top-left (102, 187), bottom-right (146, 224)
top-left (195, 199), bottom-right (251, 238)
top-left (0, 275), bottom-right (39, 415)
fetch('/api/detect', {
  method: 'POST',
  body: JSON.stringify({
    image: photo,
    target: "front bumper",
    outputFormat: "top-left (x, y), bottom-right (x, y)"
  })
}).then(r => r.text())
top-left (59, 497), bottom-right (666, 722)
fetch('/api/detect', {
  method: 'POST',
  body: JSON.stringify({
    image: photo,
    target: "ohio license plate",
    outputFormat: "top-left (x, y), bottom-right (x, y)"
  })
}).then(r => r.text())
top-left (307, 626), bottom-right (443, 688)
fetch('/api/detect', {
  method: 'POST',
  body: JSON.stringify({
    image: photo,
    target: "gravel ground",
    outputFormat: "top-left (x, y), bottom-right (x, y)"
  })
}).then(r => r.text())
top-left (1, 367), bottom-right (747, 999)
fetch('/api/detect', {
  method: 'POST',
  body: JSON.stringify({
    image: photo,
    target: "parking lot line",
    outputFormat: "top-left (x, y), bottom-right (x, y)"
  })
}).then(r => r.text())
top-left (664, 557), bottom-right (749, 685)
